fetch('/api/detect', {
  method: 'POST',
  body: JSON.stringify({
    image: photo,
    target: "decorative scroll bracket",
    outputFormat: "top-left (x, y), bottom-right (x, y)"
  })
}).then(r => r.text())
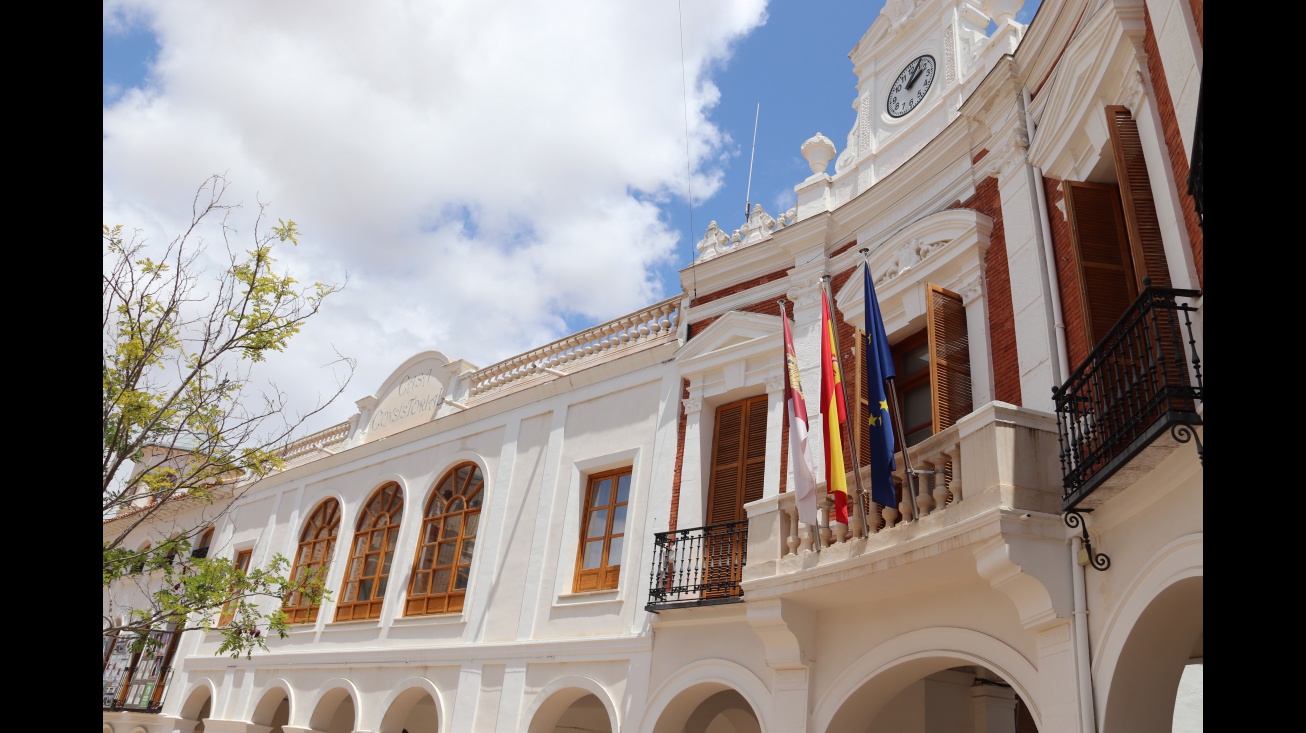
top-left (1063, 510), bottom-right (1110, 571)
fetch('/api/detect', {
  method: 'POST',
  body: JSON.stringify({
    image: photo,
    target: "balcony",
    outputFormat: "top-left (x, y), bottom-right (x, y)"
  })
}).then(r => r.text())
top-left (103, 628), bottom-right (180, 714)
top-left (645, 519), bottom-right (749, 611)
top-left (1053, 284), bottom-right (1203, 511)
top-left (648, 402), bottom-right (1065, 607)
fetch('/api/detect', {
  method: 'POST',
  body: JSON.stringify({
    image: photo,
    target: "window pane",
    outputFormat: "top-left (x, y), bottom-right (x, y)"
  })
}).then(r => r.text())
top-left (587, 509), bottom-right (608, 538)
top-left (902, 342), bottom-right (930, 377)
top-left (342, 582), bottom-right (357, 603)
top-left (348, 557), bottom-right (363, 581)
top-left (464, 513), bottom-right (480, 537)
top-left (432, 568), bottom-right (451, 593)
top-left (425, 521), bottom-right (441, 544)
top-left (582, 540), bottom-right (604, 569)
top-left (363, 553), bottom-right (379, 578)
top-left (607, 536), bottom-right (624, 565)
top-left (903, 384), bottom-right (931, 434)
top-left (418, 545), bottom-right (436, 570)
top-left (616, 473), bottom-right (630, 503)
top-left (443, 514), bottom-right (462, 539)
top-left (460, 538), bottom-right (476, 564)
top-left (428, 496), bottom-right (446, 516)
top-left (449, 497), bottom-right (465, 514)
top-left (612, 505), bottom-right (627, 535)
top-left (382, 551), bottom-right (394, 575)
top-left (455, 565), bottom-right (469, 590)
top-left (591, 478), bottom-right (611, 507)
top-left (437, 542), bottom-right (456, 566)
top-left (369, 531), bottom-right (385, 551)
top-left (359, 578), bottom-right (374, 600)
top-left (468, 488), bottom-right (483, 508)
top-left (412, 570), bottom-right (430, 593)
top-left (387, 527), bottom-right (399, 547)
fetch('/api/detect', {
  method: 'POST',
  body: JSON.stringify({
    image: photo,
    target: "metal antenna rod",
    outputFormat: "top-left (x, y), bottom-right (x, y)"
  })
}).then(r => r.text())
top-left (744, 103), bottom-right (759, 219)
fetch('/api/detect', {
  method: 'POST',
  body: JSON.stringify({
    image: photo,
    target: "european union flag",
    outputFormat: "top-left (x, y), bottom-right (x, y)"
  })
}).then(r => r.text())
top-left (863, 263), bottom-right (897, 508)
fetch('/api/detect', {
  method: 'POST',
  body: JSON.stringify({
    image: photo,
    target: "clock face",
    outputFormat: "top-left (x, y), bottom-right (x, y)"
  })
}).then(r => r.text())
top-left (887, 54), bottom-right (936, 119)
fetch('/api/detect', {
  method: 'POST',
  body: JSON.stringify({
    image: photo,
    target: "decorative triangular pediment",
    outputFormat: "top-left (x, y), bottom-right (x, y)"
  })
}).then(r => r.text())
top-left (675, 310), bottom-right (782, 373)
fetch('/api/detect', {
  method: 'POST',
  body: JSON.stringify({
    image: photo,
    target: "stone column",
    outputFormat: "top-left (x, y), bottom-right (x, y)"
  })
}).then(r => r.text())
top-left (992, 121), bottom-right (1060, 413)
top-left (763, 375), bottom-right (786, 499)
top-left (971, 682), bottom-right (1018, 733)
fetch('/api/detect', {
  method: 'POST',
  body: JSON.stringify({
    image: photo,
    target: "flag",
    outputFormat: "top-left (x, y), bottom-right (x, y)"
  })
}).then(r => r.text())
top-left (820, 291), bottom-right (851, 525)
top-left (863, 263), bottom-right (898, 508)
top-left (782, 309), bottom-right (818, 527)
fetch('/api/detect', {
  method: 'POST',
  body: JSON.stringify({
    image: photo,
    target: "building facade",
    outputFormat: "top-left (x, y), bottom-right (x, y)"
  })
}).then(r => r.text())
top-left (103, 0), bottom-right (1203, 731)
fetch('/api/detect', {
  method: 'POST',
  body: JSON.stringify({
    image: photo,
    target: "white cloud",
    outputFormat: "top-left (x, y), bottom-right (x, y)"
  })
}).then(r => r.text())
top-left (104, 0), bottom-right (769, 435)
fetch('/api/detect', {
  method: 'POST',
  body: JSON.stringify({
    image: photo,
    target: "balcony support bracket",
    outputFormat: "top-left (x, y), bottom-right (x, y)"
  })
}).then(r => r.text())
top-left (1063, 510), bottom-right (1110, 571)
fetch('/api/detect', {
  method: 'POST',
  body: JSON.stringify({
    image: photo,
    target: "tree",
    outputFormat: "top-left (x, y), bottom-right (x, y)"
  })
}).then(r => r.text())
top-left (103, 174), bottom-right (354, 658)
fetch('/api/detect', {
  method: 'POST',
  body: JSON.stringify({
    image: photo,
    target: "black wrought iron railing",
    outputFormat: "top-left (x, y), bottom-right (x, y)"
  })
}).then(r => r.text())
top-left (646, 519), bottom-right (748, 611)
top-left (1053, 282), bottom-right (1203, 510)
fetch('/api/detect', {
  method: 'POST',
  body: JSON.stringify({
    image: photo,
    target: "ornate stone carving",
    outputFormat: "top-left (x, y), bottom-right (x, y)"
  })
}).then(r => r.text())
top-left (884, 0), bottom-right (926, 28)
top-left (790, 279), bottom-right (824, 309)
top-left (696, 221), bottom-right (732, 261)
top-left (944, 21), bottom-right (957, 85)
top-left (958, 272), bottom-right (986, 305)
top-left (859, 94), bottom-right (873, 154)
top-left (682, 397), bottom-right (702, 415)
top-left (875, 238), bottom-right (950, 285)
top-left (764, 375), bottom-right (784, 394)
top-left (1121, 66), bottom-right (1147, 114)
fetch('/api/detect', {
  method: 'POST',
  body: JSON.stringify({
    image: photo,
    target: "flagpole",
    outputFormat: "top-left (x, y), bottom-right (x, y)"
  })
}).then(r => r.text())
top-left (859, 249), bottom-right (921, 521)
top-left (820, 276), bottom-right (872, 540)
top-left (779, 297), bottom-right (822, 552)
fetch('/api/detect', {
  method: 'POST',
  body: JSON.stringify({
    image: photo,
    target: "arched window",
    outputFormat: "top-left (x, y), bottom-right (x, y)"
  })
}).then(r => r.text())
top-left (405, 463), bottom-right (485, 616)
top-left (283, 498), bottom-right (340, 624)
top-left (334, 483), bottom-right (404, 621)
top-left (192, 528), bottom-right (215, 559)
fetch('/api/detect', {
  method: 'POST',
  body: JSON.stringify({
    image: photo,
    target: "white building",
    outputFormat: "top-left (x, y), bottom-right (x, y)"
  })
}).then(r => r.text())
top-left (103, 0), bottom-right (1203, 731)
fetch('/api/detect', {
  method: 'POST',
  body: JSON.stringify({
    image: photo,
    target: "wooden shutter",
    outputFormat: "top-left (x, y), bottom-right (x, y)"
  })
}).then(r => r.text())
top-left (1107, 105), bottom-right (1171, 290)
top-left (706, 395), bottom-right (768, 525)
top-left (927, 284), bottom-right (972, 432)
top-left (1064, 180), bottom-right (1138, 345)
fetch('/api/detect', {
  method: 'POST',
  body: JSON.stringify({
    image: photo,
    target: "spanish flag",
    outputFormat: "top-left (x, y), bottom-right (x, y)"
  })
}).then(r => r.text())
top-left (821, 291), bottom-right (851, 525)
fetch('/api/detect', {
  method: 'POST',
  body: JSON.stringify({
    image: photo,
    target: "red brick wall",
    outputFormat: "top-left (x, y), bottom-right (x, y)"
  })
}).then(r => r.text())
top-left (957, 166), bottom-right (1022, 406)
top-left (669, 378), bottom-right (689, 531)
top-left (1144, 7), bottom-right (1204, 290)
top-left (1044, 178), bottom-right (1092, 367)
top-left (1190, 0), bottom-right (1203, 45)
top-left (689, 298), bottom-right (788, 339)
top-left (689, 267), bottom-right (790, 308)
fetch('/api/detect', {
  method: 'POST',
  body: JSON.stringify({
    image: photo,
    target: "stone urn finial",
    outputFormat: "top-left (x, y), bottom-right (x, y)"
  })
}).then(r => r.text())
top-left (801, 132), bottom-right (837, 176)
top-left (983, 0), bottom-right (1023, 26)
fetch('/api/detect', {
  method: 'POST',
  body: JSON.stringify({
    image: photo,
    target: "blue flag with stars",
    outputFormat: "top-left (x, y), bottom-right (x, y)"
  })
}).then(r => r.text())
top-left (864, 262), bottom-right (897, 508)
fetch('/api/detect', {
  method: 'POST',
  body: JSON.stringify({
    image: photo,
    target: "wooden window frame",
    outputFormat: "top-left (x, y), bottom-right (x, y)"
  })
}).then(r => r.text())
top-left (218, 548), bottom-right (254, 627)
top-left (404, 463), bottom-right (485, 617)
top-left (573, 467), bottom-right (632, 593)
top-left (192, 528), bottom-right (215, 558)
top-left (283, 498), bottom-right (341, 624)
top-left (335, 483), bottom-right (404, 622)
top-left (888, 283), bottom-right (971, 449)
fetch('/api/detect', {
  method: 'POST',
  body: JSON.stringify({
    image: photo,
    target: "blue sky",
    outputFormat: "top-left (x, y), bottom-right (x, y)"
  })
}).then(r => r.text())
top-left (104, 0), bottom-right (1040, 434)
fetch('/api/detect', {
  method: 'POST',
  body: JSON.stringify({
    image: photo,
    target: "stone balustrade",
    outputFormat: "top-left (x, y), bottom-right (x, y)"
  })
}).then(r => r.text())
top-left (743, 402), bottom-right (1062, 582)
top-left (278, 420), bottom-right (352, 463)
top-left (465, 297), bottom-right (680, 399)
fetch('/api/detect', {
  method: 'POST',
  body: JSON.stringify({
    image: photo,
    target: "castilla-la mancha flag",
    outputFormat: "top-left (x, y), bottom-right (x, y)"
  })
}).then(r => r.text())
top-left (820, 291), bottom-right (851, 525)
top-left (782, 309), bottom-right (818, 527)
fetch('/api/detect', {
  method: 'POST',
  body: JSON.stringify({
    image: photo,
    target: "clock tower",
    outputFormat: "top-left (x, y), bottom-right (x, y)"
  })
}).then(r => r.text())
top-left (795, 0), bottom-right (1025, 219)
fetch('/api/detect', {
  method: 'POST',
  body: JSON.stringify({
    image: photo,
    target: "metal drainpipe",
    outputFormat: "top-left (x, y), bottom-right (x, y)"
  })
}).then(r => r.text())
top-left (1022, 87), bottom-right (1070, 385)
top-left (1071, 535), bottom-right (1099, 733)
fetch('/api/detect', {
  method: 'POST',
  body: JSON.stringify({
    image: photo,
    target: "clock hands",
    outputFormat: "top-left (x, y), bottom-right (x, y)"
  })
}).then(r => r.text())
top-left (906, 62), bottom-right (925, 90)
